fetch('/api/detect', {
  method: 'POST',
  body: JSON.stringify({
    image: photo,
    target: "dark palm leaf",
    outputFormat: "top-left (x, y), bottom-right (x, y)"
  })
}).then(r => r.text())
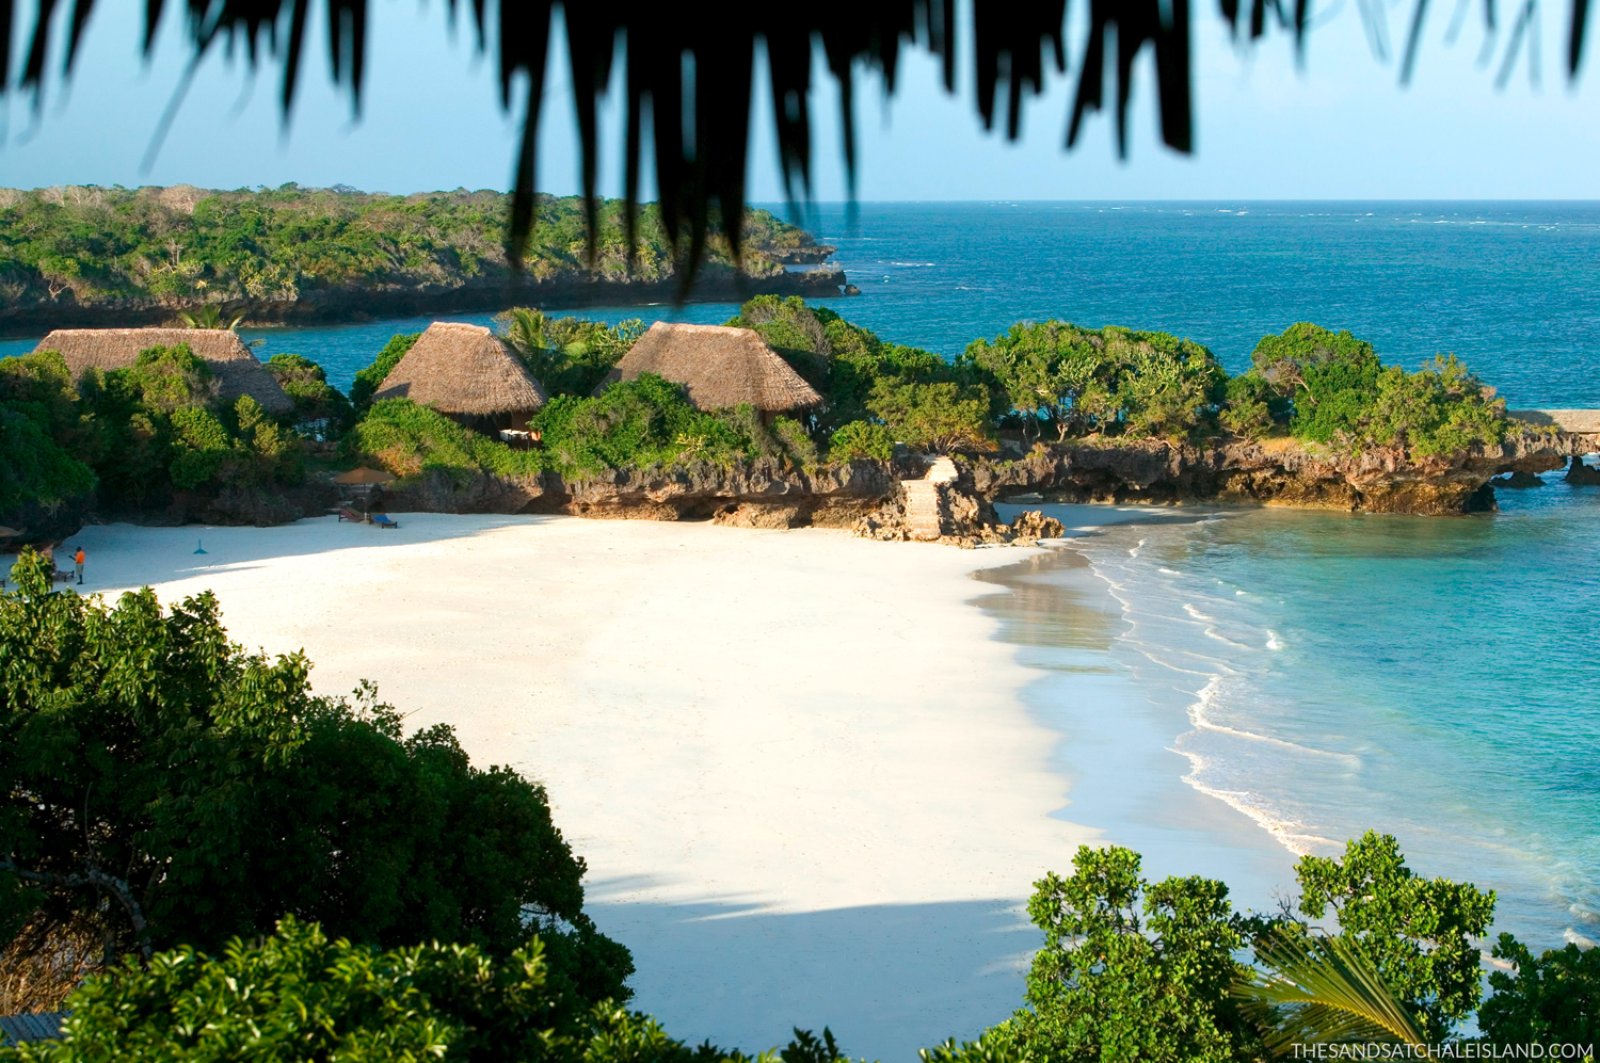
top-left (2, 2), bottom-right (1589, 282)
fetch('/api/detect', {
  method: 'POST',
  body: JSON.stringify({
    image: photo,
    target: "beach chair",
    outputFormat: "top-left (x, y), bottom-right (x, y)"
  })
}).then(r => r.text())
top-left (338, 507), bottom-right (365, 523)
top-left (369, 513), bottom-right (400, 529)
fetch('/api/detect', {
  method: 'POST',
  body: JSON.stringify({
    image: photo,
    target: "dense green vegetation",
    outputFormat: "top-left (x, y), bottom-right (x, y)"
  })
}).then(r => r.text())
top-left (329, 304), bottom-right (1523, 500)
top-left (0, 558), bottom-right (1587, 1058)
top-left (960, 320), bottom-right (1227, 442)
top-left (0, 551), bottom-right (628, 1010)
top-left (0, 344), bottom-right (307, 528)
top-left (350, 379), bottom-right (821, 484)
top-left (265, 352), bottom-right (354, 430)
top-left (0, 918), bottom-right (852, 1062)
top-left (349, 332), bottom-right (419, 414)
top-left (0, 187), bottom-right (818, 318)
top-left (1238, 323), bottom-right (1511, 458)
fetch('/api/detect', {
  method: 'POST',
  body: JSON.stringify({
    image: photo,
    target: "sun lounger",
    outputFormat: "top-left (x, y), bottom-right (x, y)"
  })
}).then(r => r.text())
top-left (369, 514), bottom-right (399, 529)
top-left (338, 507), bottom-right (364, 522)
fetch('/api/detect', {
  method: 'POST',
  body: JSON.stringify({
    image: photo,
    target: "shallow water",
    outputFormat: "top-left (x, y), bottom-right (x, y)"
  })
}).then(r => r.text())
top-left (985, 491), bottom-right (1600, 950)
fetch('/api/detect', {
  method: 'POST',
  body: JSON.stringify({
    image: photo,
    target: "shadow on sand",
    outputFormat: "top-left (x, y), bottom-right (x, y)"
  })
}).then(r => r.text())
top-left (584, 882), bottom-right (1040, 1061)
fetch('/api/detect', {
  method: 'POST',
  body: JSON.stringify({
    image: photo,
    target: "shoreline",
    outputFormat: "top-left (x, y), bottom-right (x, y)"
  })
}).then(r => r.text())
top-left (980, 507), bottom-right (1301, 915)
top-left (990, 499), bottom-right (1600, 954)
top-left (61, 514), bottom-right (1095, 1058)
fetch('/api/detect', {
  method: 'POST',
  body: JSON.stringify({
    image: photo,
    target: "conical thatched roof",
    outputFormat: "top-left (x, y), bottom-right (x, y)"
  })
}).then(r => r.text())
top-left (374, 322), bottom-right (547, 418)
top-left (34, 327), bottom-right (292, 415)
top-left (602, 322), bottom-right (822, 413)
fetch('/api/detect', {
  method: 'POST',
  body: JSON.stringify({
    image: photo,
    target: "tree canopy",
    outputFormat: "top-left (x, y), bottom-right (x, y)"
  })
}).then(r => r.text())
top-left (0, 551), bottom-right (631, 1009)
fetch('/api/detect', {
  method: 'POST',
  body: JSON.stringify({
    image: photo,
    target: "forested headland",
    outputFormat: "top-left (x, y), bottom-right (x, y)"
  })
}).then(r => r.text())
top-left (0, 296), bottom-right (1568, 550)
top-left (0, 186), bottom-right (845, 331)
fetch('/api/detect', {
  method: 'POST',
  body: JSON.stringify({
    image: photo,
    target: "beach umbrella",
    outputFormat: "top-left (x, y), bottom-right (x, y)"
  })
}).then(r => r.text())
top-left (0, 526), bottom-right (22, 538)
top-left (333, 466), bottom-right (395, 486)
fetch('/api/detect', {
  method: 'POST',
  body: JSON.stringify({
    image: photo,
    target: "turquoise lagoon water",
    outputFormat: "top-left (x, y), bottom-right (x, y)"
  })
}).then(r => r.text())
top-left (6, 201), bottom-right (1596, 947)
top-left (988, 492), bottom-right (1600, 952)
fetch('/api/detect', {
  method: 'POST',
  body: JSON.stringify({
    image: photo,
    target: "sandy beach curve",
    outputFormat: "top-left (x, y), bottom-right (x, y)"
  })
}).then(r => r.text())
top-left (73, 514), bottom-right (1098, 1059)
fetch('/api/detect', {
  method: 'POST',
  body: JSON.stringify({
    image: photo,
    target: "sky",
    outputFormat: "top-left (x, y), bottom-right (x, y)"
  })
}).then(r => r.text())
top-left (0, 1), bottom-right (1596, 200)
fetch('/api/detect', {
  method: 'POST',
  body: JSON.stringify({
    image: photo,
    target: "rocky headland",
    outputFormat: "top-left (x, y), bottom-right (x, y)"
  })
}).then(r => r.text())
top-left (367, 430), bottom-right (1577, 548)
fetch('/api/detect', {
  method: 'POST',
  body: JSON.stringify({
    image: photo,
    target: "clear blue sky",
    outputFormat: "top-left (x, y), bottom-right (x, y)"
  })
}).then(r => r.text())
top-left (0, 0), bottom-right (1595, 199)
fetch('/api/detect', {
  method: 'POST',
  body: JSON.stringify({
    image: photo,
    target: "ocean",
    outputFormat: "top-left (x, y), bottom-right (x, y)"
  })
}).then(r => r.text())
top-left (5, 200), bottom-right (1596, 950)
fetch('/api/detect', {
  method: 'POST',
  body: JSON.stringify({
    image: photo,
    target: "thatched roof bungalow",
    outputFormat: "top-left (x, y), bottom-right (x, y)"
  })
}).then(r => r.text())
top-left (600, 322), bottom-right (822, 415)
top-left (34, 327), bottom-right (292, 416)
top-left (374, 322), bottom-right (547, 431)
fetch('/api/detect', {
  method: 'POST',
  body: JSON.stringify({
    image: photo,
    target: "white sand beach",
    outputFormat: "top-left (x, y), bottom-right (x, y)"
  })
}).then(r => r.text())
top-left (72, 514), bottom-right (1099, 1059)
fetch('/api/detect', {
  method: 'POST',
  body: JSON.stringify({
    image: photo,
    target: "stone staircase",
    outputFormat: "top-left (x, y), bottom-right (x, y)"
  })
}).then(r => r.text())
top-left (901, 457), bottom-right (958, 541)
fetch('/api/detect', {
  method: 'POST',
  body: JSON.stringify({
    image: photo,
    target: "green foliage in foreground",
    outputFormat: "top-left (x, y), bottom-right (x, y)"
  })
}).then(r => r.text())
top-left (1477, 934), bottom-right (1600, 1045)
top-left (0, 552), bottom-right (629, 1005)
top-left (988, 845), bottom-right (1259, 1063)
top-left (0, 918), bottom-right (847, 1063)
top-left (1239, 927), bottom-right (1429, 1055)
top-left (979, 834), bottom-right (1502, 1063)
top-left (1295, 830), bottom-right (1496, 1041)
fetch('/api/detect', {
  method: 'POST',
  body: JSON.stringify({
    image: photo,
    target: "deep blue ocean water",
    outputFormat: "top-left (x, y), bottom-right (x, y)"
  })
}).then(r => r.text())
top-left (5, 201), bottom-right (1596, 948)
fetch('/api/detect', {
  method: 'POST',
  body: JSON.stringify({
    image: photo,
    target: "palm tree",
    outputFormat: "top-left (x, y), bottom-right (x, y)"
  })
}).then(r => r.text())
top-left (499, 307), bottom-right (548, 359)
top-left (1236, 927), bottom-right (1430, 1057)
top-left (175, 305), bottom-right (247, 331)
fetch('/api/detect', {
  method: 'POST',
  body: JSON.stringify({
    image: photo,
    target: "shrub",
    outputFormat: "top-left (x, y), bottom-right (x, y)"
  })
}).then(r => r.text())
top-left (349, 332), bottom-right (419, 413)
top-left (988, 845), bottom-right (1255, 1063)
top-left (534, 375), bottom-right (751, 478)
top-left (1219, 374), bottom-right (1281, 439)
top-left (265, 352), bottom-right (355, 429)
top-left (771, 416), bottom-right (820, 469)
top-left (1293, 830), bottom-right (1496, 1041)
top-left (828, 420), bottom-right (895, 461)
top-left (348, 399), bottom-right (546, 482)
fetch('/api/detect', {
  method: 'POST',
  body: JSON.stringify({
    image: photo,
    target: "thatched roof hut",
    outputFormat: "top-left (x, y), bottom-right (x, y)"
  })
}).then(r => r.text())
top-left (374, 322), bottom-right (547, 429)
top-left (601, 322), bottom-right (822, 413)
top-left (34, 327), bottom-right (292, 416)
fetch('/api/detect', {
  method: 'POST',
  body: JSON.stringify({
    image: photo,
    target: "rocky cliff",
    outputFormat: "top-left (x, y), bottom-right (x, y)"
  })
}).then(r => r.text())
top-left (381, 432), bottom-right (1572, 541)
top-left (388, 457), bottom-right (897, 529)
top-left (965, 433), bottom-right (1569, 516)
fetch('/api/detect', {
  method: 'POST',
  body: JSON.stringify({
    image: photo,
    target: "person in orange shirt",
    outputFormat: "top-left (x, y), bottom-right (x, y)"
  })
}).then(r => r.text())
top-left (73, 546), bottom-right (86, 586)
